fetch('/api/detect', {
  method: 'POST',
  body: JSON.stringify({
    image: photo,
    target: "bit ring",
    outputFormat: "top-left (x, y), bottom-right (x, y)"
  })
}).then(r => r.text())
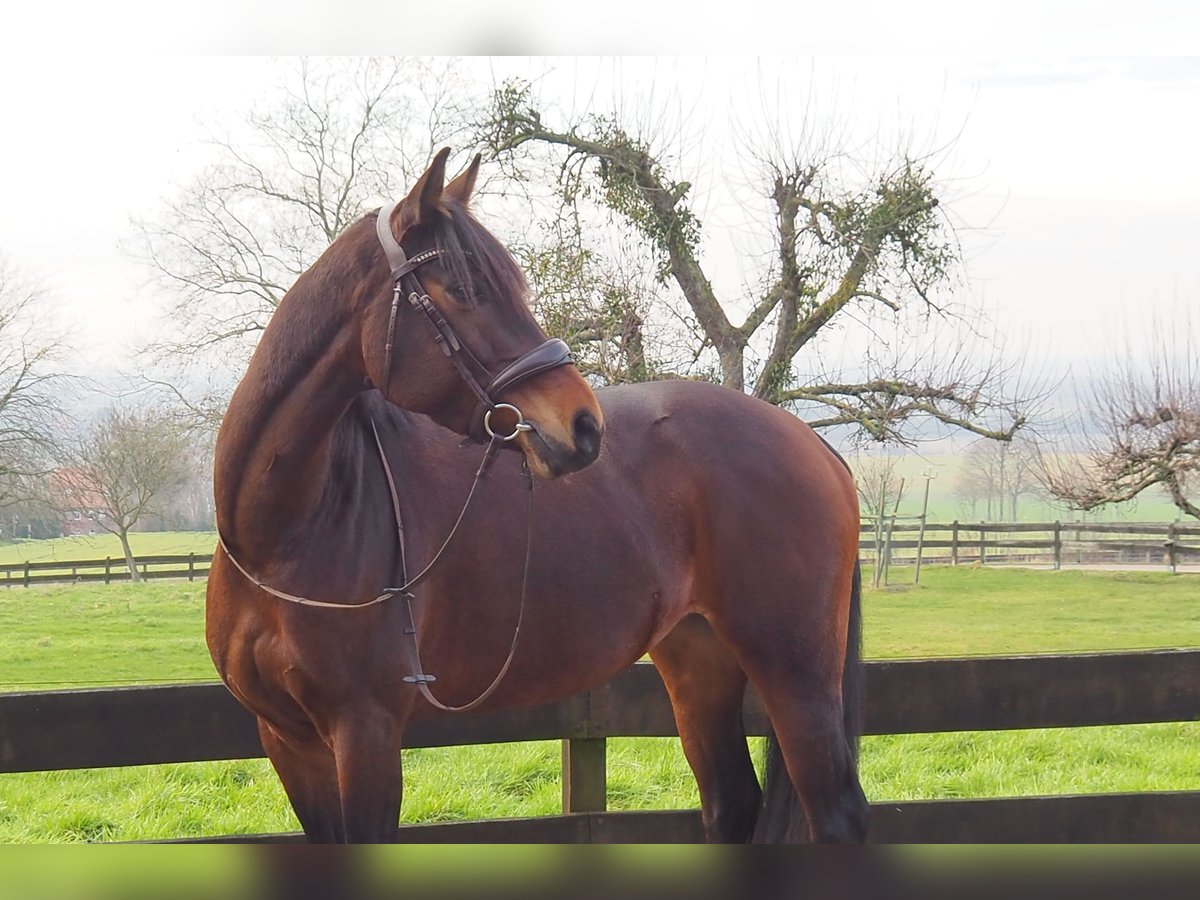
top-left (483, 403), bottom-right (533, 442)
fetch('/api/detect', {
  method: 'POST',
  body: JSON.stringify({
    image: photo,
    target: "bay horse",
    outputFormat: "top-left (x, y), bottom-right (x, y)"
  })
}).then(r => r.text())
top-left (207, 148), bottom-right (867, 843)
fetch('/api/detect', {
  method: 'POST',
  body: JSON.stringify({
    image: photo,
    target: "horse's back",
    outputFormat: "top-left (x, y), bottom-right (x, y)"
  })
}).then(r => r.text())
top-left (597, 379), bottom-right (857, 515)
top-left (595, 380), bottom-right (860, 602)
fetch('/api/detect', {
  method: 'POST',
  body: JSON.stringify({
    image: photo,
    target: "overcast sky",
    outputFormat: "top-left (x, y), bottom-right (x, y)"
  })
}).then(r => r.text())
top-left (1, 14), bottom-right (1198, 398)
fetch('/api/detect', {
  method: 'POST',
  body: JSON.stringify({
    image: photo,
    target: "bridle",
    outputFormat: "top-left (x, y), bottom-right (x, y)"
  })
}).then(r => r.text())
top-left (374, 199), bottom-right (574, 443)
top-left (216, 200), bottom-right (584, 714)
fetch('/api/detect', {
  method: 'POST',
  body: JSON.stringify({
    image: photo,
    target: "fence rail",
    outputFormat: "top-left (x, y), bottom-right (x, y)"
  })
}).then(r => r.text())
top-left (2, 649), bottom-right (1197, 842)
top-left (0, 553), bottom-right (210, 587)
top-left (1, 521), bottom-right (1196, 588)
top-left (861, 520), bottom-right (1200, 572)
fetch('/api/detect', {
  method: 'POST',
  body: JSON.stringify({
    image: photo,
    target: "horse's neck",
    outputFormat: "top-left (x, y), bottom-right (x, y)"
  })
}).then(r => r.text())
top-left (215, 272), bottom-right (368, 555)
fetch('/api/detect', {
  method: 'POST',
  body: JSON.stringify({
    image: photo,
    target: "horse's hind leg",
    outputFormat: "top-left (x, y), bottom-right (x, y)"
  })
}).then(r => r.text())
top-left (258, 719), bottom-right (345, 843)
top-left (708, 607), bottom-right (867, 843)
top-left (650, 614), bottom-right (761, 843)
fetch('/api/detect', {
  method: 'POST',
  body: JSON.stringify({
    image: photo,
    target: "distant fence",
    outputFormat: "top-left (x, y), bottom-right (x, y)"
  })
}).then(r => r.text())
top-left (1, 522), bottom-right (1197, 588)
top-left (862, 521), bottom-right (1200, 572)
top-left (0, 554), bottom-right (211, 587)
top-left (2, 650), bottom-right (1197, 842)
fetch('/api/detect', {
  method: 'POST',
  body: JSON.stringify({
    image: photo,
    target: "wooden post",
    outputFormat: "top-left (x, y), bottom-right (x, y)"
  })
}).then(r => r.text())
top-left (23, 561), bottom-right (29, 588)
top-left (188, 553), bottom-right (196, 582)
top-left (878, 513), bottom-right (888, 592)
top-left (1167, 523), bottom-right (1177, 575)
top-left (1053, 521), bottom-right (1062, 571)
top-left (980, 527), bottom-right (987, 566)
top-left (951, 521), bottom-right (959, 566)
top-left (561, 737), bottom-right (607, 814)
top-left (104, 557), bottom-right (111, 585)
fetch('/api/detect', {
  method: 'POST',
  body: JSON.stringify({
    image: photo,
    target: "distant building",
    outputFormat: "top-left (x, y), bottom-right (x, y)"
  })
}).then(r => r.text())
top-left (50, 468), bottom-right (109, 537)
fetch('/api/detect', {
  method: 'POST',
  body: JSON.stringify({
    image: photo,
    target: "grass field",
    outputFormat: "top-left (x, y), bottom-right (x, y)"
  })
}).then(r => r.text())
top-left (0, 566), bottom-right (1197, 841)
top-left (0, 532), bottom-right (217, 568)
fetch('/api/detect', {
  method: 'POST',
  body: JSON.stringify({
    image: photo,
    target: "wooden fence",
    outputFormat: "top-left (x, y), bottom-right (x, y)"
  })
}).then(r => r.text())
top-left (861, 521), bottom-right (1200, 572)
top-left (0, 521), bottom-right (1195, 588)
top-left (2, 649), bottom-right (1197, 842)
top-left (0, 554), bottom-right (210, 587)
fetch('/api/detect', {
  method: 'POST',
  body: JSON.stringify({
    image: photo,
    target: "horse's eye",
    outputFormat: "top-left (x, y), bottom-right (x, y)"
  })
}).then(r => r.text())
top-left (445, 281), bottom-right (473, 305)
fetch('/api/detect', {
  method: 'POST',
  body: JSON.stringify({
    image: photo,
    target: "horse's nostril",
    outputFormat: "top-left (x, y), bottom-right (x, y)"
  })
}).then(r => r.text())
top-left (572, 409), bottom-right (603, 460)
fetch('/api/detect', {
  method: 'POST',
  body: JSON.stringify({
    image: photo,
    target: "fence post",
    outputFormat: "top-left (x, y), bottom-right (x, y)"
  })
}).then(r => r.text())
top-left (23, 561), bottom-right (29, 588)
top-left (189, 553), bottom-right (196, 582)
top-left (1167, 523), bottom-right (1178, 575)
top-left (562, 737), bottom-right (607, 814)
top-left (914, 515), bottom-right (928, 584)
top-left (979, 526), bottom-right (987, 566)
top-left (951, 521), bottom-right (959, 566)
top-left (878, 518), bottom-right (888, 588)
top-left (105, 557), bottom-right (111, 585)
top-left (1053, 522), bottom-right (1062, 571)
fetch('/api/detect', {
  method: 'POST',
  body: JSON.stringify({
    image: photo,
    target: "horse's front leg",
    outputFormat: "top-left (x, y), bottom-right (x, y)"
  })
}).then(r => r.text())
top-left (258, 718), bottom-right (345, 843)
top-left (330, 702), bottom-right (406, 843)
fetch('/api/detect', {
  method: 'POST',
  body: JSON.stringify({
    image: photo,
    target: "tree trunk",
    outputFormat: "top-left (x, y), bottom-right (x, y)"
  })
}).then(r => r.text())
top-left (118, 529), bottom-right (140, 583)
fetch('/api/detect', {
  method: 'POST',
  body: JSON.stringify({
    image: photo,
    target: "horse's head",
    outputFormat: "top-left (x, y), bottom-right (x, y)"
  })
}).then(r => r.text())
top-left (364, 148), bottom-right (603, 478)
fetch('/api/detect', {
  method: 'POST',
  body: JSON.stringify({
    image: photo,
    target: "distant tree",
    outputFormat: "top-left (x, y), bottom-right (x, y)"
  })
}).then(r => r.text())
top-left (0, 485), bottom-right (61, 540)
top-left (955, 437), bottom-right (1041, 520)
top-left (853, 452), bottom-right (905, 522)
top-left (0, 256), bottom-right (69, 499)
top-left (58, 407), bottom-right (191, 580)
top-left (1041, 327), bottom-right (1200, 519)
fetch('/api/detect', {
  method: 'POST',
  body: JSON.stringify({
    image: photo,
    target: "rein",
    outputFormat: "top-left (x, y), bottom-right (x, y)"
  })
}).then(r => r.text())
top-left (216, 197), bottom-right (578, 713)
top-left (218, 427), bottom-right (533, 713)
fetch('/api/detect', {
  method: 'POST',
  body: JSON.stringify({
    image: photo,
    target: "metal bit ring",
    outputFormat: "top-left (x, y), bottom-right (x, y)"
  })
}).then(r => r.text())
top-left (483, 403), bottom-right (533, 442)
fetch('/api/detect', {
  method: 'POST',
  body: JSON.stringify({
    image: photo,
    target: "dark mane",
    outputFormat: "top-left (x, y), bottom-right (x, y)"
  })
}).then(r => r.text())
top-left (432, 200), bottom-right (527, 307)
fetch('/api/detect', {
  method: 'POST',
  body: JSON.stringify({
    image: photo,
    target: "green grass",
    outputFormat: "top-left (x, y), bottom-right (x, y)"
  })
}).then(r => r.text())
top-left (0, 581), bottom-right (217, 691)
top-left (0, 532), bottom-right (217, 567)
top-left (0, 566), bottom-right (1197, 841)
top-left (864, 565), bottom-right (1200, 658)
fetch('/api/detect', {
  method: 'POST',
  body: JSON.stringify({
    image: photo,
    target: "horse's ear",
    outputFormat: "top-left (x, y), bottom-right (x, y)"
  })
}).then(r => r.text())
top-left (399, 147), bottom-right (452, 230)
top-left (444, 153), bottom-right (482, 207)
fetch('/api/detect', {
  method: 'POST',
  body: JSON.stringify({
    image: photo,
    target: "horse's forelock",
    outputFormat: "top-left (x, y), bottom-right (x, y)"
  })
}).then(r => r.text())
top-left (434, 202), bottom-right (527, 308)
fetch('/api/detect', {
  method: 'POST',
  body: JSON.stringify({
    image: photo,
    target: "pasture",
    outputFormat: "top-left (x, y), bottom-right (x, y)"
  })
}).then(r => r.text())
top-left (0, 566), bottom-right (1197, 841)
top-left (0, 532), bottom-right (217, 567)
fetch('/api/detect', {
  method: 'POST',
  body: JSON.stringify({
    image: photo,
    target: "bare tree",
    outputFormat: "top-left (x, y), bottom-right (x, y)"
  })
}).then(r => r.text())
top-left (480, 79), bottom-right (1033, 444)
top-left (1041, 327), bottom-right (1200, 519)
top-left (57, 407), bottom-right (191, 580)
top-left (955, 436), bottom-right (1042, 521)
top-left (0, 257), bottom-right (69, 502)
top-left (132, 57), bottom-right (480, 375)
top-left (853, 452), bottom-right (905, 522)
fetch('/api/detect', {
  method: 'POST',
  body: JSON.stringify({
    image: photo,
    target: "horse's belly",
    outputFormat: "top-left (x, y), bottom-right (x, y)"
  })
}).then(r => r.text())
top-left (406, 546), bottom-right (688, 719)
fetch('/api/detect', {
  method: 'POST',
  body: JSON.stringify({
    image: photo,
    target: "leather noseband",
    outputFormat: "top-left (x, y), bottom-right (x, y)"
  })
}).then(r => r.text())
top-left (375, 200), bottom-right (574, 443)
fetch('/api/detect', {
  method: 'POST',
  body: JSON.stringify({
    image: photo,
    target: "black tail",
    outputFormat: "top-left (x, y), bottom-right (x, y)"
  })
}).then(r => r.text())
top-left (753, 558), bottom-right (865, 842)
top-left (843, 557), bottom-right (865, 759)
